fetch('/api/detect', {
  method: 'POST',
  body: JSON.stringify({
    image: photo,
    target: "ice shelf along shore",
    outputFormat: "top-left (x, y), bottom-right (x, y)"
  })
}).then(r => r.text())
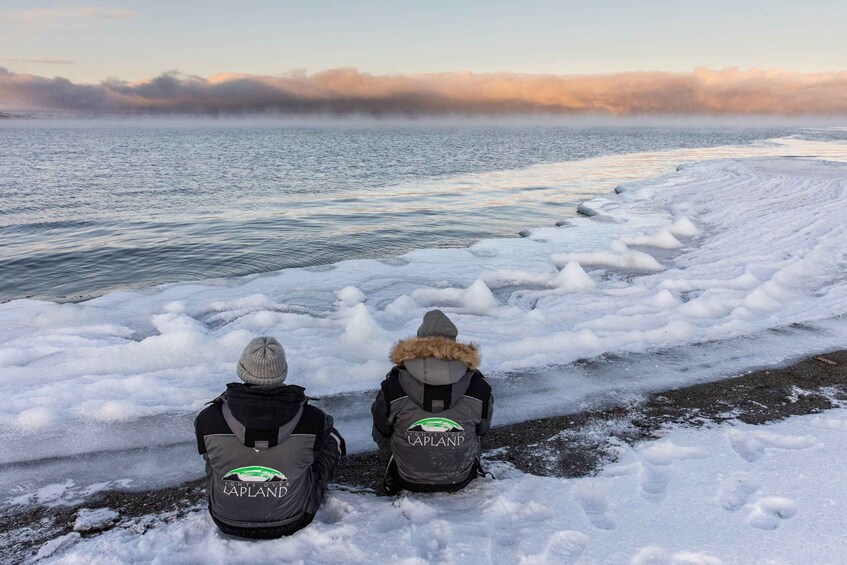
top-left (2, 136), bottom-right (847, 500)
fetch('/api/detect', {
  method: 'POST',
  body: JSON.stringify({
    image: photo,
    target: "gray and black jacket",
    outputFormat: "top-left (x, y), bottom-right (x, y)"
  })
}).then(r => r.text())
top-left (371, 336), bottom-right (493, 493)
top-left (195, 383), bottom-right (345, 539)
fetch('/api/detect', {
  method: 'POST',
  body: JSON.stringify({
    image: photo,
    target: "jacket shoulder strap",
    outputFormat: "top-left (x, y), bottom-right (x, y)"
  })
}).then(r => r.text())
top-left (205, 393), bottom-right (225, 406)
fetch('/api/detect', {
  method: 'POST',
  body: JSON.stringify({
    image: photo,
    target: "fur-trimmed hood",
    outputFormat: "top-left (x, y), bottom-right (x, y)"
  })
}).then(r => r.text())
top-left (389, 336), bottom-right (479, 369)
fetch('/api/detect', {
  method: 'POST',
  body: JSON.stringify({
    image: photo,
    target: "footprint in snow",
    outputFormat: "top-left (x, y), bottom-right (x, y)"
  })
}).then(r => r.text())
top-left (520, 530), bottom-right (588, 565)
top-left (727, 429), bottom-right (819, 462)
top-left (636, 440), bottom-right (708, 501)
top-left (716, 472), bottom-right (762, 511)
top-left (544, 530), bottom-right (589, 563)
top-left (573, 480), bottom-right (616, 530)
top-left (747, 496), bottom-right (798, 530)
top-left (639, 463), bottom-right (672, 501)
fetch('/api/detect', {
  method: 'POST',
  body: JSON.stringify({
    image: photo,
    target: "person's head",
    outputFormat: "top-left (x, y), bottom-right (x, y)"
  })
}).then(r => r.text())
top-left (416, 309), bottom-right (458, 341)
top-left (237, 336), bottom-right (288, 386)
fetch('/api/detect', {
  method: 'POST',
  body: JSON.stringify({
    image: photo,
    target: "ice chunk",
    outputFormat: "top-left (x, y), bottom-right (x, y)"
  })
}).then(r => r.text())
top-left (342, 304), bottom-right (382, 343)
top-left (619, 229), bottom-right (684, 249)
top-left (412, 279), bottom-right (498, 315)
top-left (669, 216), bottom-right (700, 238)
top-left (552, 262), bottom-right (596, 292)
top-left (33, 532), bottom-right (81, 561)
top-left (552, 250), bottom-right (664, 272)
top-left (73, 508), bottom-right (120, 532)
top-left (336, 286), bottom-right (367, 306)
top-left (649, 290), bottom-right (680, 309)
top-left (577, 202), bottom-right (601, 217)
top-left (382, 295), bottom-right (419, 319)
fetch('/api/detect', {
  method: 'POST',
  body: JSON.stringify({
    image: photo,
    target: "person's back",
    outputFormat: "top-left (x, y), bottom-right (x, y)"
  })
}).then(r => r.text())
top-left (195, 337), bottom-right (345, 538)
top-left (372, 310), bottom-right (493, 493)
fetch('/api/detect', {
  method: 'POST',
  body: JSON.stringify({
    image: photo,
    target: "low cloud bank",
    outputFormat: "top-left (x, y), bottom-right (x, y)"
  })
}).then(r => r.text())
top-left (2, 67), bottom-right (846, 115)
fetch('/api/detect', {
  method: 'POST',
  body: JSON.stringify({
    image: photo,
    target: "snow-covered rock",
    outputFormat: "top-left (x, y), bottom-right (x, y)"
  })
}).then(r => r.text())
top-left (73, 508), bottom-right (120, 532)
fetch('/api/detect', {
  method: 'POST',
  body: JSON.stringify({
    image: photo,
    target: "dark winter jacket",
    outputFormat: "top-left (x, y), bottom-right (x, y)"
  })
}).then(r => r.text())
top-left (371, 336), bottom-right (493, 493)
top-left (195, 383), bottom-right (345, 538)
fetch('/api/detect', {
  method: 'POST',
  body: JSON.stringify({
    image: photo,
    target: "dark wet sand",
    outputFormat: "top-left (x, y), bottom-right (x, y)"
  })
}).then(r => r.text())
top-left (3, 350), bottom-right (846, 564)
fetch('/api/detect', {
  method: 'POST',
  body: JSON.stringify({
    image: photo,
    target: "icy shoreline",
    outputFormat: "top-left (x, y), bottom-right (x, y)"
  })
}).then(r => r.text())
top-left (2, 137), bottom-right (847, 504)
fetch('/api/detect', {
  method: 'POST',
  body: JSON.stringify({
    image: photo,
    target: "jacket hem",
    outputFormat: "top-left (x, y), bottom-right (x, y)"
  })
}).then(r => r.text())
top-left (386, 459), bottom-right (480, 494)
top-left (211, 512), bottom-right (315, 539)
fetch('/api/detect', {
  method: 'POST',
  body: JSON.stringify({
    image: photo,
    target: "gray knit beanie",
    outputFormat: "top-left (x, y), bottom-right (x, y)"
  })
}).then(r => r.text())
top-left (416, 309), bottom-right (458, 340)
top-left (237, 337), bottom-right (288, 386)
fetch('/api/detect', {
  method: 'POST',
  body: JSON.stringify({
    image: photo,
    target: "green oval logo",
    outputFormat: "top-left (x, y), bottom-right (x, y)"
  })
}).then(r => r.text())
top-left (408, 417), bottom-right (464, 433)
top-left (223, 466), bottom-right (287, 482)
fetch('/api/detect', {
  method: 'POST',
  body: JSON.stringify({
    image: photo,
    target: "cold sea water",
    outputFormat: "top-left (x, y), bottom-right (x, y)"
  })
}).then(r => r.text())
top-left (0, 120), bottom-right (824, 302)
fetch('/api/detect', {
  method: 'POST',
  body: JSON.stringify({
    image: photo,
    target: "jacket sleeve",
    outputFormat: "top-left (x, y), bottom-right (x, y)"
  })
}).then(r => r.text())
top-left (371, 388), bottom-right (393, 455)
top-left (308, 413), bottom-right (345, 513)
top-left (194, 396), bottom-right (228, 455)
top-left (194, 414), bottom-right (204, 454)
top-left (476, 375), bottom-right (494, 437)
top-left (478, 393), bottom-right (494, 436)
top-left (194, 405), bottom-right (218, 455)
top-left (313, 414), bottom-right (345, 480)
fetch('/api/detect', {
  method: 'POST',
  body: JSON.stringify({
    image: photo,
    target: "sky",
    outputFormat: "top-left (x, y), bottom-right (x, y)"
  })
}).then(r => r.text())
top-left (1, 1), bottom-right (846, 115)
top-left (2, 0), bottom-right (846, 81)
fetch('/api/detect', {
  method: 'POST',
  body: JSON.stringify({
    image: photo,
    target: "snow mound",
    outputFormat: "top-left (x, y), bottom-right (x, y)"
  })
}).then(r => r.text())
top-left (552, 249), bottom-right (665, 272)
top-left (552, 262), bottom-right (596, 292)
top-left (668, 216), bottom-right (700, 238)
top-left (619, 229), bottom-right (684, 250)
top-left (411, 279), bottom-right (499, 315)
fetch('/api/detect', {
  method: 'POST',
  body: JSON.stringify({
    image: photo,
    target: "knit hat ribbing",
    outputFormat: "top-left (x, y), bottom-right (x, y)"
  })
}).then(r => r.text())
top-left (237, 336), bottom-right (288, 386)
top-left (416, 309), bottom-right (458, 340)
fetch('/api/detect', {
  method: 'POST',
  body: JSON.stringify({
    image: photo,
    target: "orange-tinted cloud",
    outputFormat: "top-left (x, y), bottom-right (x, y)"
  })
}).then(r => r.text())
top-left (1, 67), bottom-right (846, 115)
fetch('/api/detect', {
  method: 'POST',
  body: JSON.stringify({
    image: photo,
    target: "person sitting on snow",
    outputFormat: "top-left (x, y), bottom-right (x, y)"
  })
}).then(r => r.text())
top-left (371, 309), bottom-right (494, 494)
top-left (195, 336), bottom-right (345, 538)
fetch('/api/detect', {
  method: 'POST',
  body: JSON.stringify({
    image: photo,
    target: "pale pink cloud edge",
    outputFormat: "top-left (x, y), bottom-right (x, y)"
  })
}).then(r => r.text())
top-left (1, 67), bottom-right (846, 115)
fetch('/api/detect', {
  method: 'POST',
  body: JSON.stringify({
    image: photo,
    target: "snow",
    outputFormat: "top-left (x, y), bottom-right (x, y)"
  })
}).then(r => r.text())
top-left (38, 406), bottom-right (847, 564)
top-left (618, 229), bottom-right (685, 250)
top-left (552, 262), bottom-right (597, 292)
top-left (726, 429), bottom-right (820, 462)
top-left (412, 279), bottom-right (500, 315)
top-left (73, 508), bottom-right (120, 532)
top-left (3, 136), bottom-right (847, 498)
top-left (33, 533), bottom-right (81, 562)
top-left (551, 248), bottom-right (666, 271)
top-left (668, 216), bottom-right (700, 239)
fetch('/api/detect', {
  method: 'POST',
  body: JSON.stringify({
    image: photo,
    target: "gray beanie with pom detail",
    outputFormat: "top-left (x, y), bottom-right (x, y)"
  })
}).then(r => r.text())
top-left (237, 336), bottom-right (288, 386)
